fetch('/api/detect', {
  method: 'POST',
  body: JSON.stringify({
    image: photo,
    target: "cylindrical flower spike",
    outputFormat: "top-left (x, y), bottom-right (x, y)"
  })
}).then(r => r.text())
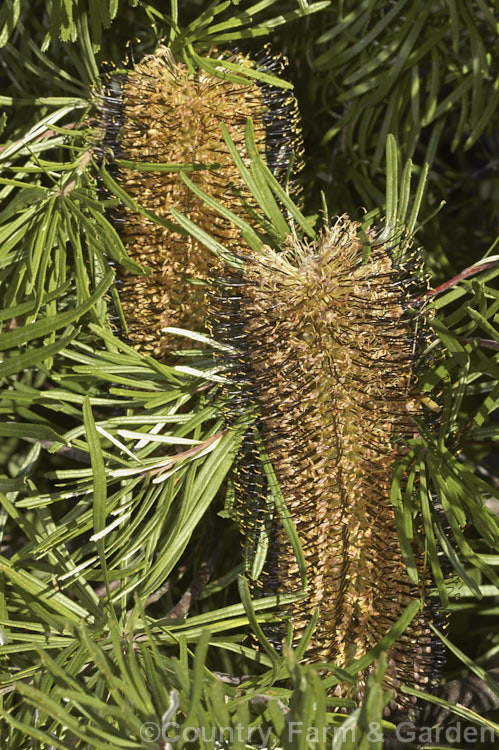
top-left (95, 46), bottom-right (303, 359)
top-left (211, 216), bottom-right (444, 715)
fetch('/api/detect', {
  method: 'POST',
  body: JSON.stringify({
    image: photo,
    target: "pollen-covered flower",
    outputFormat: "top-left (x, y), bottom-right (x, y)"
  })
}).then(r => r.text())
top-left (211, 216), bottom-right (444, 714)
top-left (95, 46), bottom-right (303, 358)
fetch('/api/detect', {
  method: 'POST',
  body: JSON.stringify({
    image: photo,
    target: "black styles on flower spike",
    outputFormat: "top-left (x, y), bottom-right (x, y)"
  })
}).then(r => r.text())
top-left (94, 45), bottom-right (304, 359)
top-left (210, 215), bottom-right (444, 716)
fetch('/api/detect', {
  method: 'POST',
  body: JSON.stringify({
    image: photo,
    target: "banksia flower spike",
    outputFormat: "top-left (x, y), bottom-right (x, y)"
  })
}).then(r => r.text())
top-left (95, 46), bottom-right (303, 359)
top-left (211, 215), bottom-right (445, 716)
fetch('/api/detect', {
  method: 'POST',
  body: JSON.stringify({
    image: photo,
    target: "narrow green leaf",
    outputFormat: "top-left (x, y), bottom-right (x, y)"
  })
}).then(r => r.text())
top-left (82, 396), bottom-right (109, 592)
top-left (0, 269), bottom-right (113, 351)
top-left (406, 162), bottom-right (429, 236)
top-left (0, 329), bottom-right (76, 378)
top-left (419, 464), bottom-right (448, 607)
top-left (244, 119), bottom-right (315, 238)
top-left (258, 440), bottom-right (307, 590)
top-left (390, 451), bottom-right (418, 584)
top-left (0, 555), bottom-right (89, 623)
top-left (402, 684), bottom-right (499, 734)
top-left (99, 163), bottom-right (180, 233)
top-left (170, 207), bottom-right (238, 268)
top-left (384, 133), bottom-right (398, 233)
top-left (347, 599), bottom-right (421, 674)
top-left (179, 171), bottom-right (262, 252)
top-left (0, 422), bottom-right (65, 443)
top-left (184, 630), bottom-right (212, 727)
top-left (237, 575), bottom-right (280, 675)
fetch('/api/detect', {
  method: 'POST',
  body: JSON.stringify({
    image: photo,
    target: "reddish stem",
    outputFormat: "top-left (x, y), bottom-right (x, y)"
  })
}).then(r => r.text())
top-left (425, 260), bottom-right (498, 299)
top-left (145, 429), bottom-right (228, 478)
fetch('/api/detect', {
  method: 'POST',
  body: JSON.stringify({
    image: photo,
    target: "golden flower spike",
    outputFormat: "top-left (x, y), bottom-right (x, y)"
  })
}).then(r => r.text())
top-left (211, 216), bottom-right (446, 717)
top-left (95, 45), bottom-right (303, 359)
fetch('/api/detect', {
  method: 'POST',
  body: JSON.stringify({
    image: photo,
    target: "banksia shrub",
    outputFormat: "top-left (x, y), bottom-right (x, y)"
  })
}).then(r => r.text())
top-left (95, 45), bottom-right (303, 358)
top-left (211, 215), bottom-right (444, 715)
top-left (1, 3), bottom-right (499, 749)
